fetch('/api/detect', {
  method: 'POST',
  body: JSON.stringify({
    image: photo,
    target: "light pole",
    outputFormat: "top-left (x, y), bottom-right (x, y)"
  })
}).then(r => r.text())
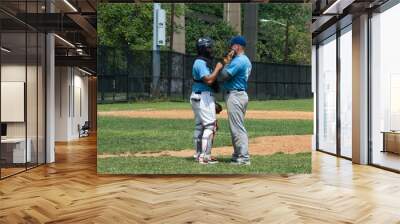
top-left (259, 19), bottom-right (286, 26)
top-left (259, 18), bottom-right (289, 63)
top-left (169, 3), bottom-right (175, 52)
top-left (152, 3), bottom-right (161, 97)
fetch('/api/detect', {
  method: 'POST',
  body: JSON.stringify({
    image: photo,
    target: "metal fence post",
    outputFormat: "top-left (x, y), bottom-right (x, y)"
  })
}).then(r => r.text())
top-left (149, 50), bottom-right (152, 98)
top-left (112, 48), bottom-right (116, 102)
top-left (126, 49), bottom-right (130, 101)
top-left (255, 62), bottom-right (258, 100)
top-left (168, 51), bottom-right (172, 97)
top-left (182, 53), bottom-right (185, 100)
top-left (100, 47), bottom-right (105, 103)
top-left (100, 77), bottom-right (103, 103)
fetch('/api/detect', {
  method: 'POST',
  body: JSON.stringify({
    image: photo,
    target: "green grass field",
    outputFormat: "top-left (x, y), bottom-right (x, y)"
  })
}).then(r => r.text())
top-left (97, 99), bottom-right (313, 174)
top-left (97, 117), bottom-right (313, 154)
top-left (98, 153), bottom-right (311, 174)
top-left (98, 98), bottom-right (313, 112)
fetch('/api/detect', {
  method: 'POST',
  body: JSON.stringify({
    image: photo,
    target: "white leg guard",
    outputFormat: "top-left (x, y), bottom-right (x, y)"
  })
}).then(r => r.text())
top-left (190, 91), bottom-right (217, 160)
top-left (193, 123), bottom-right (203, 157)
top-left (200, 124), bottom-right (216, 158)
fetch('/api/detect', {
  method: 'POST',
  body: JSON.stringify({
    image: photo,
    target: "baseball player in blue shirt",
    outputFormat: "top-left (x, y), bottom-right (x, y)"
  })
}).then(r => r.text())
top-left (219, 36), bottom-right (252, 165)
top-left (190, 37), bottom-right (224, 164)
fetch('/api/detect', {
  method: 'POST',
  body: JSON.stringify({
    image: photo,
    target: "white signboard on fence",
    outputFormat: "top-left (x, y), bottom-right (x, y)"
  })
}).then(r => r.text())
top-left (157, 9), bottom-right (166, 46)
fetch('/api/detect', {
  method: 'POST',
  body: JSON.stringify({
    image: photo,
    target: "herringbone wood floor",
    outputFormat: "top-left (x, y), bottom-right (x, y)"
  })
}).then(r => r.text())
top-left (1, 135), bottom-right (400, 224)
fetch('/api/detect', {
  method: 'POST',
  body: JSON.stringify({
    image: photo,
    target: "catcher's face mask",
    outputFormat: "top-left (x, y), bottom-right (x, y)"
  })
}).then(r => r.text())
top-left (198, 46), bottom-right (213, 59)
top-left (205, 47), bottom-right (214, 58)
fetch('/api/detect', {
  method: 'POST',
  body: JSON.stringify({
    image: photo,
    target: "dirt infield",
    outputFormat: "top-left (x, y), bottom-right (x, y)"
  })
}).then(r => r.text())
top-left (98, 109), bottom-right (313, 120)
top-left (98, 135), bottom-right (311, 159)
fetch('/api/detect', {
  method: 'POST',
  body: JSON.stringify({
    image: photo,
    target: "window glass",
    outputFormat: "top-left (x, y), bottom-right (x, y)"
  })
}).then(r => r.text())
top-left (371, 4), bottom-right (400, 171)
top-left (340, 27), bottom-right (352, 158)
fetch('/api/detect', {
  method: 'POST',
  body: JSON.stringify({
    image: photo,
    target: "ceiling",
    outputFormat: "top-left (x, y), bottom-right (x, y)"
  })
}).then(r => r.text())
top-left (311, 0), bottom-right (390, 43)
top-left (0, 0), bottom-right (97, 73)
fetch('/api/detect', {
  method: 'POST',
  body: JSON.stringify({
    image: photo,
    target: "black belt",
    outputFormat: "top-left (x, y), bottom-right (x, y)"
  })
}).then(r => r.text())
top-left (194, 91), bottom-right (212, 95)
top-left (226, 89), bottom-right (245, 94)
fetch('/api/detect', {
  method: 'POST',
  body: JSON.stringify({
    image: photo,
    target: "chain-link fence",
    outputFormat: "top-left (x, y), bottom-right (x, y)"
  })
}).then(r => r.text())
top-left (97, 46), bottom-right (312, 103)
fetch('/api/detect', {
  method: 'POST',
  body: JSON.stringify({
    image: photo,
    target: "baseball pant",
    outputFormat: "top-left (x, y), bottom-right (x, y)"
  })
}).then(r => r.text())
top-left (190, 91), bottom-right (216, 159)
top-left (225, 90), bottom-right (249, 161)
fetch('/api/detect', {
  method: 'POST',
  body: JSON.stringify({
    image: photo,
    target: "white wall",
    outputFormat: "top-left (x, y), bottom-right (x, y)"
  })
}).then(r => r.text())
top-left (312, 45), bottom-right (317, 150)
top-left (1, 65), bottom-right (26, 127)
top-left (71, 71), bottom-right (89, 138)
top-left (55, 67), bottom-right (89, 141)
top-left (1, 65), bottom-right (26, 81)
top-left (1, 82), bottom-right (25, 122)
top-left (55, 66), bottom-right (69, 141)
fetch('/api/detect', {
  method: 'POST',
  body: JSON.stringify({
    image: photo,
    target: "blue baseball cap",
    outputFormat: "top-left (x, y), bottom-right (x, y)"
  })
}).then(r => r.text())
top-left (230, 35), bottom-right (246, 47)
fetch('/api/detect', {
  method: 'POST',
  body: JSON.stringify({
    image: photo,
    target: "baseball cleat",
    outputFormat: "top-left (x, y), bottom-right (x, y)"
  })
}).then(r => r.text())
top-left (206, 156), bottom-right (219, 164)
top-left (230, 158), bottom-right (251, 165)
top-left (193, 153), bottom-right (200, 161)
top-left (198, 156), bottom-right (219, 164)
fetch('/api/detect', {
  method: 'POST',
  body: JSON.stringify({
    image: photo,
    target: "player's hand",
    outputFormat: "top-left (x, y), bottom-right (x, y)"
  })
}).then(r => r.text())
top-left (215, 62), bottom-right (224, 71)
top-left (223, 50), bottom-right (235, 65)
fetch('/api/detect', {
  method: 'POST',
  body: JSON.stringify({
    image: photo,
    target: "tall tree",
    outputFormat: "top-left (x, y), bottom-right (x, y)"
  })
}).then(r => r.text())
top-left (257, 3), bottom-right (311, 64)
top-left (185, 3), bottom-right (238, 57)
top-left (98, 3), bottom-right (153, 50)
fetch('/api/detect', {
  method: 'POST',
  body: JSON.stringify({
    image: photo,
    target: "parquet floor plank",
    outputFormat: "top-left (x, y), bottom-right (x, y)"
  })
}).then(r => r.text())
top-left (0, 135), bottom-right (400, 223)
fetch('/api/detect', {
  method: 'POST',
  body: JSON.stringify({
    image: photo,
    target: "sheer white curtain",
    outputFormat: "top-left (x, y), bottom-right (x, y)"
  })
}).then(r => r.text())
top-left (318, 36), bottom-right (337, 154)
top-left (340, 28), bottom-right (352, 158)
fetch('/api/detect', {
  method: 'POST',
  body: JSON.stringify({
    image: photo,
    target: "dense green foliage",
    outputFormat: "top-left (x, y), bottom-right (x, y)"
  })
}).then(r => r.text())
top-left (185, 19), bottom-right (238, 58)
top-left (97, 3), bottom-right (311, 64)
top-left (97, 117), bottom-right (313, 153)
top-left (98, 3), bottom-right (153, 50)
top-left (257, 4), bottom-right (311, 64)
top-left (185, 3), bottom-right (238, 57)
top-left (98, 153), bottom-right (311, 174)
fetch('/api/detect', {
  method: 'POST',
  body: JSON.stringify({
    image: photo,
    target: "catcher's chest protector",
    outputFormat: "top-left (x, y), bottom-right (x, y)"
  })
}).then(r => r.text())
top-left (193, 56), bottom-right (220, 93)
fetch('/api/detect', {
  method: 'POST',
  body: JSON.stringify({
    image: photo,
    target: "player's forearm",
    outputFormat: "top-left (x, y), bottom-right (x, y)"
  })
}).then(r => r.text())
top-left (203, 70), bottom-right (219, 84)
top-left (203, 63), bottom-right (223, 85)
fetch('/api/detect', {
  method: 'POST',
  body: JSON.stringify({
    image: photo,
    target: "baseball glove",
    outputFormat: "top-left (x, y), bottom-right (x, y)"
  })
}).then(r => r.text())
top-left (222, 50), bottom-right (235, 65)
top-left (215, 102), bottom-right (223, 114)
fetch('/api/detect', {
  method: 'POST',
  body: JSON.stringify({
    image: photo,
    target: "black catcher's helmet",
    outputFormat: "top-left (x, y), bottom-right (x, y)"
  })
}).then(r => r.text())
top-left (196, 37), bottom-right (214, 58)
